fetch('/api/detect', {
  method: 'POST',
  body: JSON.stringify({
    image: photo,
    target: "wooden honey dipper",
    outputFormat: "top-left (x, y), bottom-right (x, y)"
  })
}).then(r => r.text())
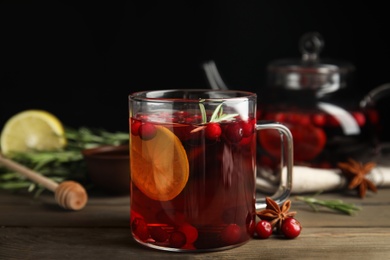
top-left (0, 153), bottom-right (88, 211)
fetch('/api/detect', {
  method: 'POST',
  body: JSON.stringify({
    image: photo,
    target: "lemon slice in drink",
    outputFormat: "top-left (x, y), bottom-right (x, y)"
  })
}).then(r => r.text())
top-left (0, 110), bottom-right (67, 155)
top-left (131, 125), bottom-right (189, 201)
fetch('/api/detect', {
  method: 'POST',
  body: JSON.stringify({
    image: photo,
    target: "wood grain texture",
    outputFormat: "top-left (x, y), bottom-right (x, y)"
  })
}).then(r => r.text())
top-left (1, 189), bottom-right (390, 259)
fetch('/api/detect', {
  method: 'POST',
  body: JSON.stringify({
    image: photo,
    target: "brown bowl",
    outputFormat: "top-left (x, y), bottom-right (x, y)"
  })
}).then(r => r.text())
top-left (82, 144), bottom-right (130, 195)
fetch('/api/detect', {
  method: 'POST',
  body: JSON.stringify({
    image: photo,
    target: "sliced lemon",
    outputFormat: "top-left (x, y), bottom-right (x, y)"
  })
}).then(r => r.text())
top-left (0, 110), bottom-right (67, 155)
top-left (131, 125), bottom-right (189, 201)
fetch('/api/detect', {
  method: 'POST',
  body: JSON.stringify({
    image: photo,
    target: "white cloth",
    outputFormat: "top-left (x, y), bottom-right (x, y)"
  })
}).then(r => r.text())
top-left (256, 165), bottom-right (390, 194)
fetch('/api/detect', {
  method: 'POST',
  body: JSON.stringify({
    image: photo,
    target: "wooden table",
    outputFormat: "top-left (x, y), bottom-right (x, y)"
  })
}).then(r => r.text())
top-left (1, 187), bottom-right (389, 260)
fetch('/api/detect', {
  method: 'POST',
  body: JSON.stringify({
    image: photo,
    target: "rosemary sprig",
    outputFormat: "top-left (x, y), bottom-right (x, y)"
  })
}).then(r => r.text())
top-left (295, 194), bottom-right (361, 215)
top-left (198, 99), bottom-right (238, 124)
top-left (65, 127), bottom-right (129, 149)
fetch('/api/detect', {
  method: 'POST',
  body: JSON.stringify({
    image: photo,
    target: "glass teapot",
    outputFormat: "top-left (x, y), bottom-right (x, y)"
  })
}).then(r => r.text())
top-left (257, 32), bottom-right (390, 169)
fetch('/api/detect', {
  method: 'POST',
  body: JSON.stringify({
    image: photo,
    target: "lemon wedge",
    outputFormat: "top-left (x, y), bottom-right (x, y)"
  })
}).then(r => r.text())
top-left (131, 125), bottom-right (189, 201)
top-left (0, 110), bottom-right (67, 155)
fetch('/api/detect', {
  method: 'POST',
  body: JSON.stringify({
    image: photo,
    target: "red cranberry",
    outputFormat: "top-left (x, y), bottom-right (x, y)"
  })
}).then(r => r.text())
top-left (205, 122), bottom-right (222, 141)
top-left (177, 224), bottom-right (198, 244)
top-left (221, 224), bottom-right (241, 245)
top-left (281, 218), bottom-right (302, 239)
top-left (311, 113), bottom-right (326, 127)
top-left (224, 123), bottom-right (243, 143)
top-left (150, 226), bottom-right (169, 242)
top-left (240, 120), bottom-right (254, 137)
top-left (299, 114), bottom-right (311, 126)
top-left (138, 122), bottom-right (157, 140)
top-left (352, 111), bottom-right (366, 126)
top-left (169, 231), bottom-right (187, 248)
top-left (255, 220), bottom-right (273, 239)
top-left (274, 112), bottom-right (286, 122)
top-left (131, 120), bottom-right (142, 136)
top-left (131, 218), bottom-right (149, 241)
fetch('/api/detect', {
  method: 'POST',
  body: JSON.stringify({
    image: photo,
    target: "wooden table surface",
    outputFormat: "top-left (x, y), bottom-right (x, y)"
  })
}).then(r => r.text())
top-left (1, 186), bottom-right (390, 260)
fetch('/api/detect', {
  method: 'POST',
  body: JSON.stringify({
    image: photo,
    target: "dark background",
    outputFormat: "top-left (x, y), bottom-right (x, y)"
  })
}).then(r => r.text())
top-left (1, 1), bottom-right (389, 137)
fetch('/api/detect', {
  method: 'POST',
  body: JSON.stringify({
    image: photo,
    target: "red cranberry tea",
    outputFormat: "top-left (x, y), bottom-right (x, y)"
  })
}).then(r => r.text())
top-left (130, 112), bottom-right (257, 251)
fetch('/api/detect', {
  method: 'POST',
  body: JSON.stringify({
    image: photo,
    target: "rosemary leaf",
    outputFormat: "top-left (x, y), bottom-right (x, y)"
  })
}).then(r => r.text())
top-left (295, 195), bottom-right (361, 216)
top-left (210, 103), bottom-right (224, 122)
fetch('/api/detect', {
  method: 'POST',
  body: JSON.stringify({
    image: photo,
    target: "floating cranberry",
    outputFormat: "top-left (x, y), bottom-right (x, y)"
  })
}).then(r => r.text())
top-left (169, 231), bottom-right (187, 248)
top-left (178, 224), bottom-right (198, 244)
top-left (281, 217), bottom-right (302, 239)
top-left (224, 123), bottom-right (243, 143)
top-left (150, 226), bottom-right (169, 242)
top-left (205, 122), bottom-right (222, 141)
top-left (255, 220), bottom-right (273, 239)
top-left (221, 224), bottom-right (241, 245)
top-left (131, 217), bottom-right (149, 241)
top-left (240, 120), bottom-right (255, 137)
top-left (131, 120), bottom-right (142, 136)
top-left (138, 122), bottom-right (157, 140)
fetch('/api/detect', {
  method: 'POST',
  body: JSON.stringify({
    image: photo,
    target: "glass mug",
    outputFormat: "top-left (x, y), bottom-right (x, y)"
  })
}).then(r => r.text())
top-left (128, 89), bottom-right (293, 252)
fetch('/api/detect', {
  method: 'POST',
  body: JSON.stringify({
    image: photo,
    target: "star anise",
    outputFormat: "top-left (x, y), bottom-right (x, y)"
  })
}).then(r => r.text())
top-left (256, 197), bottom-right (297, 231)
top-left (337, 158), bottom-right (377, 198)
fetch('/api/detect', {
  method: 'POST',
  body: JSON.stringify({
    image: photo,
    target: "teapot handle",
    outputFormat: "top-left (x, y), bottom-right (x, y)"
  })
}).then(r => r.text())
top-left (360, 83), bottom-right (390, 108)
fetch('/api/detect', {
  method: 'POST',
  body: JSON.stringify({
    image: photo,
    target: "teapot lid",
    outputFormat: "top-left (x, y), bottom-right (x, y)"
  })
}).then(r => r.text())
top-left (267, 32), bottom-right (355, 96)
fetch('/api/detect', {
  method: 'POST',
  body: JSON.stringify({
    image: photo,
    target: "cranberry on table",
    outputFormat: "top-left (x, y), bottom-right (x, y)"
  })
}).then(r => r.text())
top-left (281, 217), bottom-right (302, 239)
top-left (255, 220), bottom-right (273, 239)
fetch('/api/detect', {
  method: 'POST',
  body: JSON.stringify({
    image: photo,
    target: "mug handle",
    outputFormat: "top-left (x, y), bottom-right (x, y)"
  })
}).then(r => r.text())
top-left (255, 122), bottom-right (294, 209)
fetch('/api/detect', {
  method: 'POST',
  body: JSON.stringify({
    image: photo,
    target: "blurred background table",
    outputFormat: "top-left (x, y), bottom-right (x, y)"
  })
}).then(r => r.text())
top-left (1, 187), bottom-right (389, 260)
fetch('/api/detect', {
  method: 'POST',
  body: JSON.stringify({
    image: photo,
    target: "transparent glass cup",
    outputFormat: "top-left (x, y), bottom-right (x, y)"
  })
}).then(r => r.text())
top-left (128, 89), bottom-right (293, 252)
